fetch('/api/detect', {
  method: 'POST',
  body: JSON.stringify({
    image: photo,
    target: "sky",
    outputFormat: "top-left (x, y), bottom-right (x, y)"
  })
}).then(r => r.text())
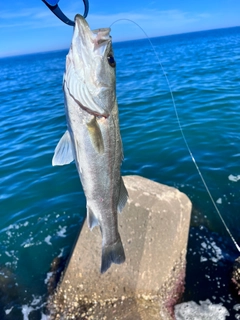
top-left (0, 0), bottom-right (240, 57)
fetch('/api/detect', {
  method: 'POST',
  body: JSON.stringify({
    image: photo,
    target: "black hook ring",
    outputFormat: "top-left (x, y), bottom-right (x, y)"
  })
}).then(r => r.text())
top-left (42, 0), bottom-right (89, 26)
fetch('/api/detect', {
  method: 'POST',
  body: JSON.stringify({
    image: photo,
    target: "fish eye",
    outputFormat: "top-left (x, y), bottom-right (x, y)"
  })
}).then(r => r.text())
top-left (107, 54), bottom-right (116, 68)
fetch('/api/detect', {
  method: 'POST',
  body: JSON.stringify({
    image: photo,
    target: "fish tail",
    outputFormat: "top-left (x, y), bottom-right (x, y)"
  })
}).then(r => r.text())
top-left (101, 238), bottom-right (125, 274)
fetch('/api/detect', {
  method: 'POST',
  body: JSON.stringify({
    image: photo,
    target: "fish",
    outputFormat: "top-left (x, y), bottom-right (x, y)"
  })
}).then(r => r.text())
top-left (52, 14), bottom-right (128, 273)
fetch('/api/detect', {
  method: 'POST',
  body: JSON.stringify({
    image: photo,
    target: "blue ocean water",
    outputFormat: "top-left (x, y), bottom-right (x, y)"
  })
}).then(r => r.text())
top-left (1, 26), bottom-right (240, 318)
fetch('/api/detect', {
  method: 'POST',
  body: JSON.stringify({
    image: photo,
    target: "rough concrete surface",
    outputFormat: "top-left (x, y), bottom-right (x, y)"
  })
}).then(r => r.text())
top-left (48, 175), bottom-right (192, 319)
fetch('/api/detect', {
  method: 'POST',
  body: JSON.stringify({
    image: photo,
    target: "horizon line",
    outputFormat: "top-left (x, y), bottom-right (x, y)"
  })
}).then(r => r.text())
top-left (1, 25), bottom-right (239, 59)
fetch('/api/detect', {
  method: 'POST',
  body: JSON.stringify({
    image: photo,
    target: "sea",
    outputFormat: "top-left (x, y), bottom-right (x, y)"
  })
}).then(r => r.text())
top-left (1, 26), bottom-right (240, 319)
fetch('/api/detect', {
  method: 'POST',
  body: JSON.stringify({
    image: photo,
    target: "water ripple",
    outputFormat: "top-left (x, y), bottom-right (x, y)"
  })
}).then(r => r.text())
top-left (1, 29), bottom-right (240, 317)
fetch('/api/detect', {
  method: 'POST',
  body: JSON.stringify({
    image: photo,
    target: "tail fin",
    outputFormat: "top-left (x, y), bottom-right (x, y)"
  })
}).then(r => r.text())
top-left (101, 238), bottom-right (125, 274)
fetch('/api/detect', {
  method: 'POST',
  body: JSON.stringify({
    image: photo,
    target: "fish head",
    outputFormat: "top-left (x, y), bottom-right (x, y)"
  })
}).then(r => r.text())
top-left (65, 14), bottom-right (116, 117)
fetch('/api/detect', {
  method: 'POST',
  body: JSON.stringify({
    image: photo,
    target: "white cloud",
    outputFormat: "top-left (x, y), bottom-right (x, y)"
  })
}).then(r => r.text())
top-left (0, 7), bottom-right (64, 29)
top-left (85, 9), bottom-right (211, 32)
top-left (88, 9), bottom-right (210, 26)
top-left (0, 7), bottom-right (213, 44)
top-left (0, 8), bottom-right (40, 19)
top-left (85, 9), bottom-right (213, 41)
top-left (198, 13), bottom-right (212, 19)
top-left (0, 8), bottom-right (212, 30)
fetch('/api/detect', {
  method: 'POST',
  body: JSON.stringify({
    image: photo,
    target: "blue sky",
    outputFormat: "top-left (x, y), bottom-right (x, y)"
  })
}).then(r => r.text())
top-left (0, 0), bottom-right (240, 57)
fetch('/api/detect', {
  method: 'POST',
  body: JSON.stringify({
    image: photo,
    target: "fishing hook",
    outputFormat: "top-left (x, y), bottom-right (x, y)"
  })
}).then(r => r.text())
top-left (42, 0), bottom-right (89, 26)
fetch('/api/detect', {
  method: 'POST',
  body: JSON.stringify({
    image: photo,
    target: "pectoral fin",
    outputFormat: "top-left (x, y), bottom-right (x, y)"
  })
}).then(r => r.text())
top-left (117, 177), bottom-right (128, 213)
top-left (87, 117), bottom-right (104, 154)
top-left (52, 130), bottom-right (74, 166)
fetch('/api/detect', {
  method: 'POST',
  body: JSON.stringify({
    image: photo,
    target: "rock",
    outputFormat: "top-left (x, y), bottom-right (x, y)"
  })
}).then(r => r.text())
top-left (231, 256), bottom-right (240, 299)
top-left (0, 266), bottom-right (20, 319)
top-left (48, 175), bottom-right (192, 319)
top-left (47, 256), bottom-right (68, 296)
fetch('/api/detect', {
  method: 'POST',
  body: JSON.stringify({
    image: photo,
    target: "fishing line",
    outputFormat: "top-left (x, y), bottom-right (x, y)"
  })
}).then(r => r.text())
top-left (110, 19), bottom-right (240, 253)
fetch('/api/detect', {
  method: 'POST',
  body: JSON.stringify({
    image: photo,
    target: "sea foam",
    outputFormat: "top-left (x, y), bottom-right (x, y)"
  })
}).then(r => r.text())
top-left (175, 299), bottom-right (229, 319)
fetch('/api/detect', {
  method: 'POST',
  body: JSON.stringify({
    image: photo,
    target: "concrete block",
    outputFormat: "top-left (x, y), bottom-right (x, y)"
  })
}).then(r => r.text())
top-left (48, 175), bottom-right (192, 319)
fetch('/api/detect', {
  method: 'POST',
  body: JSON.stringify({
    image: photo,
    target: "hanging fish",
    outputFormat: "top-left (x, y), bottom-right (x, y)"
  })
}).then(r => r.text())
top-left (52, 14), bottom-right (128, 273)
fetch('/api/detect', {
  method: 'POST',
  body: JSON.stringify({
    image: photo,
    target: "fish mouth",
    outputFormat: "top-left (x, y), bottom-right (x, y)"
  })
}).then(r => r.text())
top-left (74, 14), bottom-right (111, 57)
